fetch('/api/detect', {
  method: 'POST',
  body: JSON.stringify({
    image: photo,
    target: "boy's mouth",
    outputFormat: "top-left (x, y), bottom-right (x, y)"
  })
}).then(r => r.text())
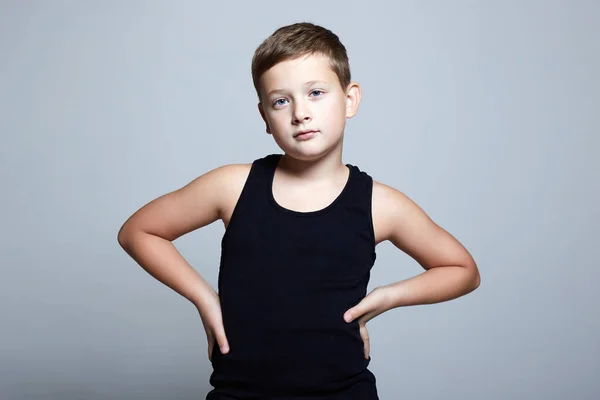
top-left (294, 129), bottom-right (319, 139)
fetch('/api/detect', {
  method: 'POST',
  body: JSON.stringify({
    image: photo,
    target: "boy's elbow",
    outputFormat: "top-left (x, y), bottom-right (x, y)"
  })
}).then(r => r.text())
top-left (117, 228), bottom-right (127, 249)
top-left (117, 224), bottom-right (134, 249)
top-left (459, 260), bottom-right (480, 293)
top-left (470, 265), bottom-right (481, 291)
top-left (473, 273), bottom-right (481, 290)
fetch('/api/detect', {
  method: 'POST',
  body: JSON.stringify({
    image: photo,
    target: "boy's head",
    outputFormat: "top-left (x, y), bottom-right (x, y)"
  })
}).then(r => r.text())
top-left (251, 22), bottom-right (361, 160)
top-left (251, 22), bottom-right (351, 100)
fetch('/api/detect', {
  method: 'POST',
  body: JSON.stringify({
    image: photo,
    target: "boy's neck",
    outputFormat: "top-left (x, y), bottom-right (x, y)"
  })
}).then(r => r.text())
top-left (277, 149), bottom-right (347, 184)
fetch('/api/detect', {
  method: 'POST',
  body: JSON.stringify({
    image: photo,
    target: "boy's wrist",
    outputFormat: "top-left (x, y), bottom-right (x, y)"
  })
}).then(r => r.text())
top-left (191, 285), bottom-right (219, 310)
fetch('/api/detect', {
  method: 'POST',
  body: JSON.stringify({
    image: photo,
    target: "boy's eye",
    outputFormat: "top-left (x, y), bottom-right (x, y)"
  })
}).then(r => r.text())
top-left (272, 90), bottom-right (324, 107)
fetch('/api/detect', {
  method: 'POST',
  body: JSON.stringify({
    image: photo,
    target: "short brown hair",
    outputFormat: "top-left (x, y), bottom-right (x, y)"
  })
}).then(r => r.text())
top-left (251, 22), bottom-right (351, 101)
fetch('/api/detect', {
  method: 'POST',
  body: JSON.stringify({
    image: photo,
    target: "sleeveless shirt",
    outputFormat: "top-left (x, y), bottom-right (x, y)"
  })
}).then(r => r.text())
top-left (207, 154), bottom-right (379, 400)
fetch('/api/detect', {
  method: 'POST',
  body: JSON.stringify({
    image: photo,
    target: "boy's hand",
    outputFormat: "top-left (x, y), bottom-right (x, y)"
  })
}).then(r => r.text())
top-left (343, 286), bottom-right (390, 360)
top-left (195, 290), bottom-right (230, 362)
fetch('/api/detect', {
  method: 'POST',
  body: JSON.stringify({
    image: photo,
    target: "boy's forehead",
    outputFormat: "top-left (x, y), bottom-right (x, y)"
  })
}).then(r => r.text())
top-left (259, 54), bottom-right (338, 93)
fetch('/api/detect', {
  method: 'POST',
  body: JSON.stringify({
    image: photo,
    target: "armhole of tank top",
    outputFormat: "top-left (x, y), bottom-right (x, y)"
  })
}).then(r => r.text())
top-left (366, 176), bottom-right (377, 263)
top-left (221, 160), bottom-right (258, 246)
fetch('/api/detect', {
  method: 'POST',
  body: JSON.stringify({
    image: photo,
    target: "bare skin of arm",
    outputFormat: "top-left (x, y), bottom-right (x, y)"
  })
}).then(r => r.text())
top-left (118, 166), bottom-right (480, 362)
top-left (117, 163), bottom-right (250, 360)
top-left (344, 180), bottom-right (481, 359)
top-left (372, 181), bottom-right (480, 305)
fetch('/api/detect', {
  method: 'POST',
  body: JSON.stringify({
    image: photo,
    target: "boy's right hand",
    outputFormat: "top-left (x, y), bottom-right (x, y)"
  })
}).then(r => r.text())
top-left (196, 290), bottom-right (230, 362)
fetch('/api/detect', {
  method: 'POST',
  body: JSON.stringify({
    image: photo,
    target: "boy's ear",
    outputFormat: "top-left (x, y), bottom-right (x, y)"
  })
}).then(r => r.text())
top-left (345, 82), bottom-right (362, 119)
top-left (258, 102), bottom-right (271, 135)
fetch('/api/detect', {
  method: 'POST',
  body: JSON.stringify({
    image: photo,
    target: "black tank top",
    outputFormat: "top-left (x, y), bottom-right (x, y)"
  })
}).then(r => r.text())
top-left (207, 154), bottom-right (379, 399)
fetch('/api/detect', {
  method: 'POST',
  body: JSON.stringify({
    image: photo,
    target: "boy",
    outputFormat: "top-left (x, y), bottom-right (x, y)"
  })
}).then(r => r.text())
top-left (118, 22), bottom-right (480, 399)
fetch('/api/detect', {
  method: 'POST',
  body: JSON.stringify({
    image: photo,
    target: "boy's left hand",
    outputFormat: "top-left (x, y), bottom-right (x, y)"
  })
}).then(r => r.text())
top-left (343, 286), bottom-right (390, 360)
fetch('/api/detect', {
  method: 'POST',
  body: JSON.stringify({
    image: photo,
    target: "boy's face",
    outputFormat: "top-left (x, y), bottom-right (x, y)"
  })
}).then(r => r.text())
top-left (258, 54), bottom-right (361, 161)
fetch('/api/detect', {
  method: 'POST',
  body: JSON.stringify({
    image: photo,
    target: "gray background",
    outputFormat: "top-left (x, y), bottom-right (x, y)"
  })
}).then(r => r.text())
top-left (1, 1), bottom-right (598, 399)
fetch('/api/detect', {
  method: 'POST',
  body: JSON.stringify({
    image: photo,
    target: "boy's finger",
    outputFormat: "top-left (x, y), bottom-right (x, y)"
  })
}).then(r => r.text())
top-left (344, 300), bottom-right (368, 322)
top-left (215, 330), bottom-right (230, 354)
top-left (344, 291), bottom-right (381, 322)
top-left (361, 326), bottom-right (370, 359)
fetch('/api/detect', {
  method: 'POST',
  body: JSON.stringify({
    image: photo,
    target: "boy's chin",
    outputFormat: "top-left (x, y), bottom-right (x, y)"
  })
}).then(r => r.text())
top-left (277, 142), bottom-right (344, 161)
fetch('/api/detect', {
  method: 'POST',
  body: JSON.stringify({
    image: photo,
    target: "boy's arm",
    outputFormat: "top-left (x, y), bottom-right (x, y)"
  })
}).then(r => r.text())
top-left (343, 181), bottom-right (481, 360)
top-left (372, 180), bottom-right (480, 309)
top-left (117, 164), bottom-right (242, 308)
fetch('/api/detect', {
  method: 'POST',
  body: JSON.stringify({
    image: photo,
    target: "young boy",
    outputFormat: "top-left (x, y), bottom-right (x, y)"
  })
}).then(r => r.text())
top-left (118, 22), bottom-right (480, 399)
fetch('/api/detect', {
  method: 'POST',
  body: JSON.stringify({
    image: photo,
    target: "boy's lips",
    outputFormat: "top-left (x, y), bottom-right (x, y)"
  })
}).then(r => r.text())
top-left (294, 129), bottom-right (319, 139)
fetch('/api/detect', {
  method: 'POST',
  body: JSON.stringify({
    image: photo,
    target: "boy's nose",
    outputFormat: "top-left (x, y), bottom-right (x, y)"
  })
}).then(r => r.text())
top-left (292, 103), bottom-right (311, 124)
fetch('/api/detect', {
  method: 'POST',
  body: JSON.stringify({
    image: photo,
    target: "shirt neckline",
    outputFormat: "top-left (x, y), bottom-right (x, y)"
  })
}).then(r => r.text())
top-left (267, 154), bottom-right (354, 217)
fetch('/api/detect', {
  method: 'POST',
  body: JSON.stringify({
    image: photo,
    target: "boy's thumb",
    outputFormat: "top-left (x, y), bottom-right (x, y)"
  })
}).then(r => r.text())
top-left (215, 330), bottom-right (229, 354)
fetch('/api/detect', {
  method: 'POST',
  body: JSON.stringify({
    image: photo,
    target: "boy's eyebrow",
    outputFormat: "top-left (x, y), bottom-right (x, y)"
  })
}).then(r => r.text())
top-left (266, 80), bottom-right (329, 97)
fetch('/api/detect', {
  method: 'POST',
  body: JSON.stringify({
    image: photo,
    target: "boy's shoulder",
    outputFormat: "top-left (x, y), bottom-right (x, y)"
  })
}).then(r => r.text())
top-left (210, 153), bottom-right (277, 188)
top-left (370, 178), bottom-right (429, 244)
top-left (210, 161), bottom-right (428, 244)
top-left (208, 163), bottom-right (253, 223)
top-left (213, 160), bottom-right (409, 208)
top-left (371, 179), bottom-right (402, 201)
top-left (213, 162), bottom-right (253, 195)
top-left (215, 162), bottom-right (253, 177)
